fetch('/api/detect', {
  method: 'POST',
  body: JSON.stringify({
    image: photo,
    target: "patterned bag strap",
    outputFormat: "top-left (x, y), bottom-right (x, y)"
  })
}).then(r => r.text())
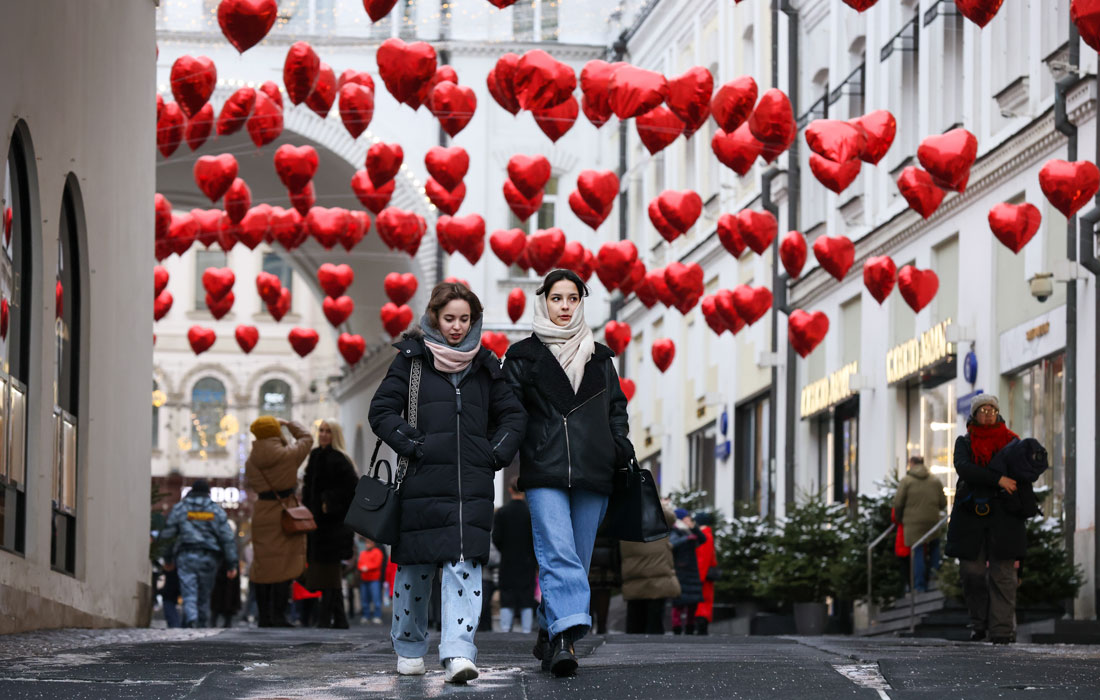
top-left (394, 358), bottom-right (422, 486)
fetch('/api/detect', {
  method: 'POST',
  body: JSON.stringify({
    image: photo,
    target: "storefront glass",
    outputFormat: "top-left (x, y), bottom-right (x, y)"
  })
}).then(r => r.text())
top-left (734, 397), bottom-right (769, 517)
top-left (1006, 354), bottom-right (1065, 516)
top-left (835, 400), bottom-right (859, 511)
top-left (687, 422), bottom-right (717, 507)
top-left (906, 380), bottom-right (956, 509)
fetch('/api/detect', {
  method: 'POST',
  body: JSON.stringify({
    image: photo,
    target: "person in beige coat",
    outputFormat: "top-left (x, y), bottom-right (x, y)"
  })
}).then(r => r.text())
top-left (619, 502), bottom-right (680, 634)
top-left (894, 455), bottom-right (948, 593)
top-left (246, 416), bottom-right (313, 627)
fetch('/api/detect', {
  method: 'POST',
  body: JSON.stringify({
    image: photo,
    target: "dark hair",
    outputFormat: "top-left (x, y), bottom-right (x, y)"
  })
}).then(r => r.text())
top-left (909, 455), bottom-right (925, 466)
top-left (426, 282), bottom-right (483, 328)
top-left (535, 268), bottom-right (589, 297)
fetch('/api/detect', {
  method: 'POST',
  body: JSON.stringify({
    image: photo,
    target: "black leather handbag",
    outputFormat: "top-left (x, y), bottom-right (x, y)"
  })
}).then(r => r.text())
top-left (344, 358), bottom-right (421, 545)
top-left (601, 458), bottom-right (670, 543)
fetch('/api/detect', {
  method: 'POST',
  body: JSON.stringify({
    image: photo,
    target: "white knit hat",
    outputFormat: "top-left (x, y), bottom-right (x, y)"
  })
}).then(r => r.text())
top-left (970, 394), bottom-right (1000, 417)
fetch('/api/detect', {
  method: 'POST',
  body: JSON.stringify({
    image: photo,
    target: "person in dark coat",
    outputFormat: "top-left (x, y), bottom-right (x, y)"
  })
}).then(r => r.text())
top-left (369, 282), bottom-right (526, 684)
top-left (493, 479), bottom-right (538, 633)
top-left (302, 418), bottom-right (359, 629)
top-left (669, 509), bottom-right (707, 635)
top-left (502, 269), bottom-right (635, 677)
top-left (945, 394), bottom-right (1024, 644)
top-left (211, 559), bottom-right (242, 628)
top-left (588, 528), bottom-right (622, 635)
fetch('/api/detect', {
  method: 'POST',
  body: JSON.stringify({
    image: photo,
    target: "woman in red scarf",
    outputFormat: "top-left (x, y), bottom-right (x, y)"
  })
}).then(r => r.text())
top-left (944, 394), bottom-right (1022, 645)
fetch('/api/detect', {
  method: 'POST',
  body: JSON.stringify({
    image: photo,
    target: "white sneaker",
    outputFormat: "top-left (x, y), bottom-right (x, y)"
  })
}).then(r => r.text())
top-left (397, 656), bottom-right (425, 676)
top-left (372, 617), bottom-right (383, 625)
top-left (444, 657), bottom-right (479, 683)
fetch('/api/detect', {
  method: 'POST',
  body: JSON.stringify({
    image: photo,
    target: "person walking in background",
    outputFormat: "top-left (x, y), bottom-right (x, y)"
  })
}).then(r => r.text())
top-left (302, 418), bottom-right (359, 629)
top-left (245, 416), bottom-right (313, 628)
top-left (894, 455), bottom-right (948, 593)
top-left (158, 558), bottom-right (181, 628)
top-left (369, 282), bottom-right (526, 683)
top-left (669, 509), bottom-right (707, 635)
top-left (211, 556), bottom-right (242, 628)
top-left (620, 501), bottom-right (679, 635)
top-left (588, 527), bottom-right (621, 635)
top-left (159, 479), bottom-right (238, 629)
top-left (946, 395), bottom-right (1026, 644)
top-left (357, 538), bottom-right (386, 624)
top-left (503, 269), bottom-right (634, 677)
top-left (692, 512), bottom-right (719, 636)
top-left (493, 479), bottom-right (538, 634)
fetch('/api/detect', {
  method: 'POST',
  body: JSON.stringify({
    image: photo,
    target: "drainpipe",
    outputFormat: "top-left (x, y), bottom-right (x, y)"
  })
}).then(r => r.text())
top-left (762, 167), bottom-right (782, 520)
top-left (435, 44), bottom-right (450, 284)
top-left (610, 31), bottom-right (630, 331)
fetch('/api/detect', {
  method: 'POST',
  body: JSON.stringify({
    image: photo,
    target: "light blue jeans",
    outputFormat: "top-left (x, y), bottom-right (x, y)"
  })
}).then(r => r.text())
top-left (360, 580), bottom-right (382, 619)
top-left (499, 606), bottom-right (534, 633)
top-left (390, 560), bottom-right (482, 663)
top-left (526, 487), bottom-right (609, 639)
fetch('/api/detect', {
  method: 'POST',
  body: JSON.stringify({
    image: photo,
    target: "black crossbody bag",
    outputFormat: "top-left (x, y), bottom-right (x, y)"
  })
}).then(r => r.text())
top-left (601, 458), bottom-right (671, 543)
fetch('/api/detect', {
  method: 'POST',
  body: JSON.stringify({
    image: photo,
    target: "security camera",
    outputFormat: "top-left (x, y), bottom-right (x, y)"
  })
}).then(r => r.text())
top-left (1029, 273), bottom-right (1054, 303)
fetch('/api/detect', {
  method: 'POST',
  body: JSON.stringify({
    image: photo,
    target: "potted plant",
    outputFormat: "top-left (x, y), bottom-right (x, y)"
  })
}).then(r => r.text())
top-left (713, 509), bottom-right (774, 619)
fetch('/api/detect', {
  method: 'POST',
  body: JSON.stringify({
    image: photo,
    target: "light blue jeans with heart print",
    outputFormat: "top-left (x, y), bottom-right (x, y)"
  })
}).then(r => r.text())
top-left (390, 560), bottom-right (483, 664)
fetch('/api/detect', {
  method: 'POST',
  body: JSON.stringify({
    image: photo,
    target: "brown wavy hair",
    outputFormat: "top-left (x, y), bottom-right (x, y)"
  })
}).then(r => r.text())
top-left (426, 281), bottom-right (483, 328)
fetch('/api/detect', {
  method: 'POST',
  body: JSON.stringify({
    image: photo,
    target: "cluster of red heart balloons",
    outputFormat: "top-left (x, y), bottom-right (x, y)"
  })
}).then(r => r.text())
top-left (569, 170), bottom-right (619, 231)
top-left (649, 190), bottom-right (703, 242)
top-left (896, 128), bottom-right (978, 219)
top-left (860, 256), bottom-right (939, 313)
top-left (490, 50), bottom-right (579, 142)
top-left (805, 110), bottom-right (896, 194)
top-left (504, 154), bottom-right (552, 222)
top-left (424, 145), bottom-right (469, 215)
top-left (381, 271), bottom-right (417, 338)
top-left (374, 38), bottom-right (477, 137)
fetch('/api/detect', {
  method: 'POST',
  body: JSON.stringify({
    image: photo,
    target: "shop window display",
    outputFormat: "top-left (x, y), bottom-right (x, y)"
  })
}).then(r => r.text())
top-left (905, 379), bottom-right (957, 509)
top-left (1006, 355), bottom-right (1064, 516)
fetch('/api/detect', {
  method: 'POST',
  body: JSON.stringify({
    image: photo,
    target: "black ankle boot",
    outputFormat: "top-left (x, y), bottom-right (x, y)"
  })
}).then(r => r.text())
top-left (533, 628), bottom-right (551, 671)
top-left (549, 628), bottom-right (579, 677)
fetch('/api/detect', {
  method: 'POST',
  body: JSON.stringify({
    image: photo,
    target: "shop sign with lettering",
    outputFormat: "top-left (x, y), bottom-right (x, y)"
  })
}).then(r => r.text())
top-left (800, 361), bottom-right (859, 419)
top-left (886, 319), bottom-right (953, 384)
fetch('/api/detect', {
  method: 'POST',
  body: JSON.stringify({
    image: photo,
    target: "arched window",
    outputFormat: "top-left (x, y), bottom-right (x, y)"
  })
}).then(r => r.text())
top-left (0, 123), bottom-right (36, 555)
top-left (259, 378), bottom-right (292, 421)
top-left (191, 377), bottom-right (227, 456)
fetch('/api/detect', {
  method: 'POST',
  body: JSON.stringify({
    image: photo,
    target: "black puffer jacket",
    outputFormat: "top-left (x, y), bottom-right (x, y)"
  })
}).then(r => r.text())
top-left (945, 430), bottom-right (1027, 561)
top-left (302, 446), bottom-right (359, 564)
top-left (368, 331), bottom-right (526, 566)
top-left (502, 335), bottom-right (633, 495)
top-left (670, 524), bottom-right (707, 606)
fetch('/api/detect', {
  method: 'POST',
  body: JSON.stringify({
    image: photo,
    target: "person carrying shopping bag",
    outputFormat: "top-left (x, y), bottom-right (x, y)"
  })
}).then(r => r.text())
top-left (502, 269), bottom-right (635, 677)
top-left (369, 281), bottom-right (526, 684)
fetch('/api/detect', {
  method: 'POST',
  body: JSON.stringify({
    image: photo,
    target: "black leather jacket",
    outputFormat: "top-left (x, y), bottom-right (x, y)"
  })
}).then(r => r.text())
top-left (502, 335), bottom-right (634, 495)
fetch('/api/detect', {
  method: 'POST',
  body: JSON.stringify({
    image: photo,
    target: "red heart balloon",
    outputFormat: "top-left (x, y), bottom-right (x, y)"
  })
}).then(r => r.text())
top-left (288, 180), bottom-right (314, 216)
top-left (604, 321), bottom-right (632, 355)
top-left (1073, 0), bottom-right (1100, 52)
top-left (215, 214), bottom-right (238, 253)
top-left (666, 66), bottom-right (713, 137)
top-left (701, 295), bottom-right (728, 335)
top-left (154, 290), bottom-right (173, 322)
top-left (426, 146), bottom-right (470, 191)
top-left (323, 295), bottom-right (354, 326)
top-left (632, 272), bottom-right (660, 309)
top-left (274, 144), bottom-right (319, 193)
top-left (167, 212), bottom-right (199, 256)
top-left (748, 89), bottom-right (796, 150)
top-left (710, 76), bottom-right (758, 132)
top-left (619, 377), bottom-right (636, 402)
top-left (412, 63), bottom-right (458, 113)
top-left (157, 102), bottom-right (185, 157)
top-left (651, 269), bottom-right (678, 308)
top-left (533, 95), bottom-right (578, 142)
top-left (850, 110), bottom-right (896, 164)
top-left (350, 171), bottom-right (395, 214)
top-left (246, 92), bottom-right (283, 147)
top-left (608, 65), bottom-right (670, 120)
top-left (271, 206), bottom-right (307, 251)
top-left (577, 170), bottom-right (619, 211)
top-left (490, 228), bottom-right (527, 266)
top-left (444, 276), bottom-right (471, 288)
top-left (897, 266), bottom-right (939, 312)
top-left (340, 211), bottom-right (369, 252)
top-left (185, 103), bottom-right (215, 150)
top-left (377, 207), bottom-right (425, 256)
top-left (154, 266), bottom-right (170, 297)
top-left (503, 180), bottom-right (545, 221)
top-left (618, 260), bottom-right (647, 297)
top-left (1039, 159), bottom-right (1100, 218)
top-left (338, 69), bottom-right (374, 91)
top-left (569, 190), bottom-right (613, 230)
top-left (917, 128), bottom-right (978, 192)
top-left (712, 122), bottom-right (763, 176)
top-left (863, 255), bottom-right (897, 304)
top-left (636, 106), bottom-right (685, 155)
top-left (514, 49), bottom-right (576, 111)
top-left (809, 153), bottom-right (863, 194)
top-left (191, 208), bottom-right (222, 249)
top-left (657, 190), bottom-right (703, 233)
top-left (366, 142), bottom-right (404, 188)
top-left (732, 285), bottom-right (773, 325)
top-left (265, 288), bottom-right (291, 321)
top-left (805, 119), bottom-right (866, 164)
top-left (171, 55), bottom-right (216, 118)
top-left (188, 326), bottom-right (216, 355)
top-left (305, 62), bottom-right (337, 118)
top-left (425, 179), bottom-right (466, 216)
top-left (283, 42), bottom-right (320, 105)
top-left (481, 331), bottom-right (511, 359)
top-left (648, 199), bottom-right (682, 243)
top-left (556, 240), bottom-right (585, 274)
top-left (194, 154), bottom-right (239, 203)
top-left (508, 155), bottom-right (552, 199)
top-left (664, 261), bottom-right (704, 314)
top-left (381, 302), bottom-right (414, 337)
top-left (812, 235), bottom-right (855, 281)
top-left (237, 204), bottom-right (271, 250)
top-left (376, 38), bottom-right (438, 106)
top-left (234, 325), bottom-right (259, 353)
top-left (307, 207), bottom-right (350, 249)
top-left (256, 271), bottom-right (282, 305)
top-left (338, 83), bottom-right (375, 139)
top-left (595, 240), bottom-right (638, 290)
top-left (715, 289), bottom-right (746, 334)
top-left (788, 310), bottom-right (830, 358)
top-left (579, 60), bottom-right (623, 128)
top-left (527, 228), bottom-right (567, 275)
top-left (216, 87), bottom-right (256, 136)
top-left (429, 82), bottom-right (477, 137)
top-left (218, 0), bottom-right (278, 53)
top-left (779, 231), bottom-right (807, 279)
top-left (288, 327), bottom-right (320, 357)
top-left (206, 290), bottom-right (235, 320)
top-left (737, 209), bottom-right (778, 255)
top-left (840, 0), bottom-right (880, 10)
top-left (651, 338), bottom-right (676, 373)
top-left (718, 213), bottom-right (747, 258)
top-left (383, 272), bottom-right (417, 306)
top-left (260, 80), bottom-right (282, 108)
top-left (988, 202), bottom-right (1042, 254)
top-left (487, 53), bottom-right (521, 115)
top-left (506, 287), bottom-right (527, 323)
top-left (955, 0), bottom-right (1005, 27)
top-left (202, 267), bottom-right (235, 300)
top-left (318, 263), bottom-right (355, 298)
top-left (896, 166), bottom-right (946, 219)
top-left (364, 0), bottom-right (399, 22)
top-left (439, 214), bottom-right (485, 264)
top-left (338, 332), bottom-right (366, 365)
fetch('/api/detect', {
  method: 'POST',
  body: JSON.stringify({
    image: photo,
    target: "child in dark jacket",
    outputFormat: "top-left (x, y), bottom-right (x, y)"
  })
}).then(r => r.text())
top-left (669, 509), bottom-right (707, 635)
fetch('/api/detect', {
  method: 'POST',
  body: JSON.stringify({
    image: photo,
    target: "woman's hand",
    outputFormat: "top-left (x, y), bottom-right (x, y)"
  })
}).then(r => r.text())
top-left (998, 476), bottom-right (1018, 494)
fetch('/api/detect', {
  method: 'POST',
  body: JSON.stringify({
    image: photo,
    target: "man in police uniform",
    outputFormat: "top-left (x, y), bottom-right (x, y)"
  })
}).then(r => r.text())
top-left (160, 479), bottom-right (238, 628)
